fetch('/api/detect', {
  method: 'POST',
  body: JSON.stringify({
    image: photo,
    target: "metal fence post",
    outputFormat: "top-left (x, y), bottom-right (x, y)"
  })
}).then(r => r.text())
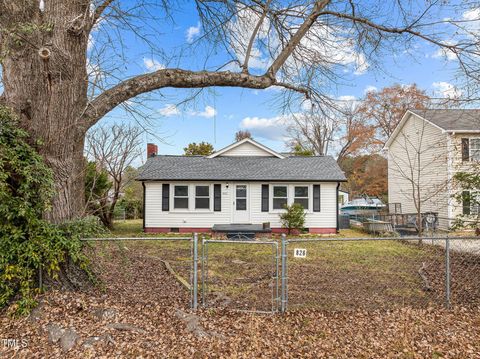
top-left (192, 233), bottom-right (198, 310)
top-left (445, 236), bottom-right (451, 309)
top-left (281, 233), bottom-right (288, 313)
top-left (201, 235), bottom-right (206, 306)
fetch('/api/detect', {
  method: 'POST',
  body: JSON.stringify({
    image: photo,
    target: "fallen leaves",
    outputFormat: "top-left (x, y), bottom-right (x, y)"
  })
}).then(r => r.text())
top-left (0, 243), bottom-right (479, 358)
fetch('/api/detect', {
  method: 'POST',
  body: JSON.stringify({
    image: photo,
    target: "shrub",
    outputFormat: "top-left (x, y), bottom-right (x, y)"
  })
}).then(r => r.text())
top-left (279, 203), bottom-right (306, 234)
top-left (0, 107), bottom-right (105, 315)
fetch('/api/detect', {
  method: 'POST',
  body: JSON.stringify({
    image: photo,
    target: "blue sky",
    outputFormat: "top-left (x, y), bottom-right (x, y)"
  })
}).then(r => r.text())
top-left (90, 1), bottom-right (473, 161)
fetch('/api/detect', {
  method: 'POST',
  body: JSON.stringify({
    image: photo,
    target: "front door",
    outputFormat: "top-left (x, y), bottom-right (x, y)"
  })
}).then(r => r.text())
top-left (232, 184), bottom-right (250, 223)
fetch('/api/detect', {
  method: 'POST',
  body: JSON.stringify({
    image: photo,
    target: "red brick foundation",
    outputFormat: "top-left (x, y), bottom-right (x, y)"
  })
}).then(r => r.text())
top-left (144, 227), bottom-right (211, 233)
top-left (144, 227), bottom-right (337, 234)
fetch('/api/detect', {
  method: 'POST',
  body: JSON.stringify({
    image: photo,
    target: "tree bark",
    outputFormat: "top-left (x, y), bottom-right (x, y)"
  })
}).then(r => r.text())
top-left (1, 0), bottom-right (90, 222)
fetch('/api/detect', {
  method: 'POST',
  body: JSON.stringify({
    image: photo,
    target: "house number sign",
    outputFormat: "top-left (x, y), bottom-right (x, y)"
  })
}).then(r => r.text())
top-left (294, 248), bottom-right (307, 258)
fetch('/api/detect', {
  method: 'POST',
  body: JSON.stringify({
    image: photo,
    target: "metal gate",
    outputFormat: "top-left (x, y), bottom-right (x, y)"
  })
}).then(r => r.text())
top-left (200, 238), bottom-right (280, 313)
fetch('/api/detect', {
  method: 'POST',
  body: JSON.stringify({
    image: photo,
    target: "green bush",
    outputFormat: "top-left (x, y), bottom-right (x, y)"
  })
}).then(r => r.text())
top-left (0, 107), bottom-right (105, 315)
top-left (279, 203), bottom-right (306, 234)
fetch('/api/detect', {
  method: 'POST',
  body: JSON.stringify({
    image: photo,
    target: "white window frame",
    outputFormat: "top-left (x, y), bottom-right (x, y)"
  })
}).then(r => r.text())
top-left (173, 184), bottom-right (189, 210)
top-left (270, 184), bottom-right (311, 213)
top-left (170, 183), bottom-right (214, 213)
top-left (469, 190), bottom-right (480, 215)
top-left (293, 185), bottom-right (309, 210)
top-left (271, 184), bottom-right (289, 212)
top-left (194, 184), bottom-right (211, 211)
top-left (470, 138), bottom-right (480, 162)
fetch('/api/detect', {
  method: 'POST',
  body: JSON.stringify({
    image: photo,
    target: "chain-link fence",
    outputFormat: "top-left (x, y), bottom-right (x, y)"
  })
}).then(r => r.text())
top-left (200, 238), bottom-right (279, 313)
top-left (83, 237), bottom-right (195, 309)
top-left (81, 234), bottom-right (480, 314)
top-left (284, 236), bottom-right (480, 311)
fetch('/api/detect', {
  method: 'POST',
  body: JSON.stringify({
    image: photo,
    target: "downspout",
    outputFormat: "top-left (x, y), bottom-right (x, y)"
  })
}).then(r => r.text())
top-left (142, 182), bottom-right (146, 232)
top-left (336, 182), bottom-right (340, 233)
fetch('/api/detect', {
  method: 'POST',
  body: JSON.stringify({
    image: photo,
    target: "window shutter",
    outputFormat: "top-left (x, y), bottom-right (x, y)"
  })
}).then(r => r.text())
top-left (162, 184), bottom-right (170, 211)
top-left (214, 184), bottom-right (221, 211)
top-left (261, 184), bottom-right (269, 212)
top-left (462, 191), bottom-right (471, 215)
top-left (313, 185), bottom-right (321, 212)
top-left (462, 138), bottom-right (470, 162)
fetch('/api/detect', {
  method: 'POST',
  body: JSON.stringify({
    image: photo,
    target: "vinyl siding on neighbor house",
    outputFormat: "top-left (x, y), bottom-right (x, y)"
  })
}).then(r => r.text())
top-left (449, 133), bottom-right (480, 218)
top-left (388, 112), bottom-right (450, 224)
top-left (144, 181), bottom-right (338, 230)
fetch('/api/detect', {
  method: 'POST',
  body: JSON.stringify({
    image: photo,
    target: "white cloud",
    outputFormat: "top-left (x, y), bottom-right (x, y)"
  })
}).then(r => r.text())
top-left (364, 85), bottom-right (377, 94)
top-left (432, 81), bottom-right (462, 99)
top-left (227, 6), bottom-right (272, 71)
top-left (158, 104), bottom-right (180, 117)
top-left (353, 53), bottom-right (369, 75)
top-left (186, 23), bottom-right (201, 43)
top-left (143, 58), bottom-right (165, 72)
top-left (463, 8), bottom-right (480, 35)
top-left (240, 116), bottom-right (289, 141)
top-left (301, 100), bottom-right (313, 111)
top-left (226, 5), bottom-right (369, 76)
top-left (338, 95), bottom-right (356, 102)
top-left (190, 105), bottom-right (217, 118)
top-left (289, 23), bottom-right (370, 76)
top-left (432, 41), bottom-right (457, 61)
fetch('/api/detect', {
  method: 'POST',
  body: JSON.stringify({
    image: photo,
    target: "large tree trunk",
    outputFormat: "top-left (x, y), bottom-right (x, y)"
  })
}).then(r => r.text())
top-left (1, 1), bottom-right (90, 222)
top-left (0, 0), bottom-right (326, 223)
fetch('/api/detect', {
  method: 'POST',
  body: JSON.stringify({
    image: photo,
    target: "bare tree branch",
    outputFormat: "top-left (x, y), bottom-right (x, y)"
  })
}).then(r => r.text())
top-left (268, 0), bottom-right (330, 77)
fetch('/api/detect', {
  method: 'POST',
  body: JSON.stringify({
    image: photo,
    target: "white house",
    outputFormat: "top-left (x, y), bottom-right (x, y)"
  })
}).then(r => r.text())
top-left (385, 109), bottom-right (480, 228)
top-left (137, 138), bottom-right (346, 234)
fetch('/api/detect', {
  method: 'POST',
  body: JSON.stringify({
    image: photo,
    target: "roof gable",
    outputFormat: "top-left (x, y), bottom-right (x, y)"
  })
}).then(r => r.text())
top-left (409, 109), bottom-right (480, 133)
top-left (137, 155), bottom-right (346, 182)
top-left (208, 138), bottom-right (285, 158)
top-left (384, 110), bottom-right (446, 148)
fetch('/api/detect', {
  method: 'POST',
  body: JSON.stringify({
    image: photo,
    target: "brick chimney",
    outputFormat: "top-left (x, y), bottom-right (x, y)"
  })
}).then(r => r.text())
top-left (147, 143), bottom-right (158, 158)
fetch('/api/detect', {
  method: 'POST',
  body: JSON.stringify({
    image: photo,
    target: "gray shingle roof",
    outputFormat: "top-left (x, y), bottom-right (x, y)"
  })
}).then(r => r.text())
top-left (410, 109), bottom-right (480, 132)
top-left (137, 155), bottom-right (346, 182)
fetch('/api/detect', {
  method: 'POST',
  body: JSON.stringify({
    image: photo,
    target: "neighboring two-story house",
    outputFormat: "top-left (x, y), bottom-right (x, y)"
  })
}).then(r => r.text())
top-left (385, 109), bottom-right (480, 229)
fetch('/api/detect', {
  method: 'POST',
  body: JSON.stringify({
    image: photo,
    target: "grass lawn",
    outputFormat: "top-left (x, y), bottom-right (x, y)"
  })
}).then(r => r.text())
top-left (95, 220), bottom-right (480, 312)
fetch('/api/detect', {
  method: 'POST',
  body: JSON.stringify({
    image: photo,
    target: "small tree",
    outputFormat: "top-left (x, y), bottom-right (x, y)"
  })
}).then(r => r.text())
top-left (358, 84), bottom-right (430, 146)
top-left (235, 130), bottom-right (252, 142)
top-left (279, 203), bottom-right (306, 234)
top-left (184, 142), bottom-right (214, 156)
top-left (84, 161), bottom-right (112, 222)
top-left (292, 143), bottom-right (314, 156)
top-left (85, 124), bottom-right (143, 229)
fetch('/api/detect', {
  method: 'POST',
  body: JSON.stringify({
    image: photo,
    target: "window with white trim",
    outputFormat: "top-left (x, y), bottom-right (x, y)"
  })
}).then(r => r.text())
top-left (470, 138), bottom-right (480, 161)
top-left (463, 190), bottom-right (480, 215)
top-left (273, 185), bottom-right (288, 210)
top-left (471, 191), bottom-right (480, 215)
top-left (294, 186), bottom-right (309, 209)
top-left (195, 185), bottom-right (210, 209)
top-left (174, 185), bottom-right (189, 209)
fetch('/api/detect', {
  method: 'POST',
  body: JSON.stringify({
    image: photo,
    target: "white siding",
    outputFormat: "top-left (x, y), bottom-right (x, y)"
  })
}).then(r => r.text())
top-left (387, 113), bottom-right (449, 225)
top-left (144, 181), bottom-right (338, 229)
top-left (218, 142), bottom-right (275, 157)
top-left (449, 133), bottom-right (480, 219)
